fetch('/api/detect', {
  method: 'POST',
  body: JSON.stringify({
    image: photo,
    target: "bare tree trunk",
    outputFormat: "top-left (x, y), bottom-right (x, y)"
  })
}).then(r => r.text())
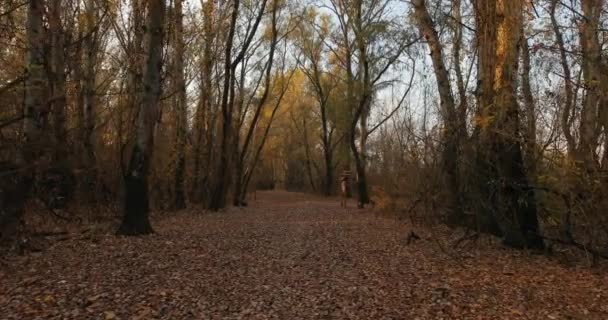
top-left (301, 116), bottom-right (317, 192)
top-left (209, 0), bottom-right (267, 210)
top-left (549, 0), bottom-right (577, 241)
top-left (3, 0), bottom-right (47, 238)
top-left (320, 102), bottom-right (333, 197)
top-left (172, 0), bottom-right (187, 210)
top-left (305, 63), bottom-right (333, 196)
top-left (123, 0), bottom-right (145, 148)
top-left (233, 0), bottom-right (278, 206)
top-left (118, 0), bottom-right (165, 235)
top-left (549, 0), bottom-right (575, 155)
top-left (350, 0), bottom-right (370, 207)
top-left (413, 0), bottom-right (462, 222)
top-left (297, 18), bottom-right (335, 196)
top-left (72, 24), bottom-right (85, 157)
top-left (359, 100), bottom-right (369, 182)
top-left (192, 0), bottom-right (215, 203)
top-left (208, 0), bottom-right (240, 211)
top-left (322, 142), bottom-right (334, 196)
top-left (242, 79), bottom-right (291, 199)
top-left (21, 0), bottom-right (47, 165)
top-left (351, 81), bottom-right (369, 205)
top-left (82, 0), bottom-right (98, 198)
top-left (49, 0), bottom-right (68, 164)
top-left (475, 0), bottom-right (543, 249)
top-left (451, 0), bottom-right (467, 136)
top-left (520, 30), bottom-right (537, 178)
top-left (573, 0), bottom-right (605, 234)
top-left (577, 0), bottom-right (602, 171)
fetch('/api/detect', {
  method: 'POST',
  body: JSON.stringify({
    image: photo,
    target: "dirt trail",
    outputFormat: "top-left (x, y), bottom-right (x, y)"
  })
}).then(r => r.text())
top-left (1, 191), bottom-right (607, 319)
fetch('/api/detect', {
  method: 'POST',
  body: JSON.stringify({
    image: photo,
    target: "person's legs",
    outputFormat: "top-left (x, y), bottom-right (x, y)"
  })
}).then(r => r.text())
top-left (340, 179), bottom-right (347, 208)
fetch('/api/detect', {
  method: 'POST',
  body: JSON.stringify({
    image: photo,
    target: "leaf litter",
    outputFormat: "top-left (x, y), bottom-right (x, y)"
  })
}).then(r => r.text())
top-left (1, 191), bottom-right (607, 319)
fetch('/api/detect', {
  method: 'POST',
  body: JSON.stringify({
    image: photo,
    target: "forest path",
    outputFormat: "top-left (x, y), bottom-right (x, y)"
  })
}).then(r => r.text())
top-left (1, 190), bottom-right (607, 319)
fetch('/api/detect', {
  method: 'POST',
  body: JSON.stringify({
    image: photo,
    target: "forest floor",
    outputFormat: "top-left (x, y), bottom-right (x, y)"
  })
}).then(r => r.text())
top-left (1, 190), bottom-right (607, 319)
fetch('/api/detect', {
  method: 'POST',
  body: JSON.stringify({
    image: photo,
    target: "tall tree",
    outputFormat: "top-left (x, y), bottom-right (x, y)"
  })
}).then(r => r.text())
top-left (207, 0), bottom-right (240, 211)
top-left (295, 11), bottom-right (336, 196)
top-left (4, 0), bottom-right (48, 238)
top-left (233, 0), bottom-right (280, 206)
top-left (474, 0), bottom-right (543, 248)
top-left (191, 0), bottom-right (216, 203)
top-left (208, 0), bottom-right (268, 211)
top-left (345, 0), bottom-right (411, 207)
top-left (520, 26), bottom-right (537, 178)
top-left (577, 0), bottom-right (602, 172)
top-left (172, 0), bottom-right (187, 210)
top-left (412, 0), bottom-right (463, 221)
top-left (118, 0), bottom-right (165, 235)
top-left (20, 0), bottom-right (47, 166)
top-left (549, 0), bottom-right (575, 156)
top-left (81, 0), bottom-right (99, 195)
top-left (49, 0), bottom-right (68, 164)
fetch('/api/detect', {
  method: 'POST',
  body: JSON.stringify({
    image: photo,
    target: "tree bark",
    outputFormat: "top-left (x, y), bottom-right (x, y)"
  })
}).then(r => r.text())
top-left (300, 44), bottom-right (333, 196)
top-left (21, 0), bottom-right (47, 165)
top-left (451, 0), bottom-right (467, 136)
top-left (191, 0), bottom-right (215, 203)
top-left (49, 0), bottom-right (68, 164)
top-left (3, 0), bottom-right (47, 239)
top-left (118, 0), bottom-right (165, 235)
top-left (520, 29), bottom-right (537, 178)
top-left (474, 0), bottom-right (543, 249)
top-left (301, 116), bottom-right (318, 192)
top-left (577, 0), bottom-right (602, 171)
top-left (208, 0), bottom-right (240, 211)
top-left (233, 0), bottom-right (278, 206)
top-left (208, 0), bottom-right (267, 210)
top-left (172, 0), bottom-right (187, 210)
top-left (413, 0), bottom-right (463, 222)
top-left (549, 0), bottom-right (575, 155)
top-left (81, 0), bottom-right (98, 199)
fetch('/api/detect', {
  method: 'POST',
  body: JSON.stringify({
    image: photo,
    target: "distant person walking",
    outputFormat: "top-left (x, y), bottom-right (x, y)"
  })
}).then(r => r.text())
top-left (340, 171), bottom-right (350, 208)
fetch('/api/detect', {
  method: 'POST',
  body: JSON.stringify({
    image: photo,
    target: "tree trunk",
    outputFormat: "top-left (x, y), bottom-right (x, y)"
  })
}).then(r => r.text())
top-left (413, 0), bottom-right (462, 222)
top-left (350, 0), bottom-right (369, 208)
top-left (172, 0), bottom-right (187, 210)
top-left (312, 70), bottom-right (333, 196)
top-left (124, 0), bottom-right (145, 150)
top-left (233, 0), bottom-right (278, 206)
top-left (301, 116), bottom-right (317, 192)
top-left (451, 0), bottom-right (467, 137)
top-left (118, 0), bottom-right (165, 235)
top-left (191, 0), bottom-right (215, 203)
top-left (72, 26), bottom-right (85, 158)
top-left (474, 0), bottom-right (543, 249)
top-left (49, 0), bottom-right (68, 164)
top-left (82, 0), bottom-right (98, 198)
top-left (323, 145), bottom-right (333, 196)
top-left (520, 29), bottom-right (537, 178)
top-left (208, 0), bottom-right (240, 211)
top-left (549, 0), bottom-right (575, 155)
top-left (3, 0), bottom-right (47, 239)
top-left (209, 0), bottom-right (266, 210)
top-left (351, 143), bottom-right (369, 207)
top-left (298, 24), bottom-right (334, 196)
top-left (577, 0), bottom-right (602, 171)
top-left (21, 0), bottom-right (47, 165)
top-left (242, 86), bottom-right (288, 200)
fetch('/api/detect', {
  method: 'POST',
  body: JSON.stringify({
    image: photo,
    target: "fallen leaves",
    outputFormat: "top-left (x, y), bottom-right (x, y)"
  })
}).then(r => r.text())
top-left (0, 191), bottom-right (607, 319)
